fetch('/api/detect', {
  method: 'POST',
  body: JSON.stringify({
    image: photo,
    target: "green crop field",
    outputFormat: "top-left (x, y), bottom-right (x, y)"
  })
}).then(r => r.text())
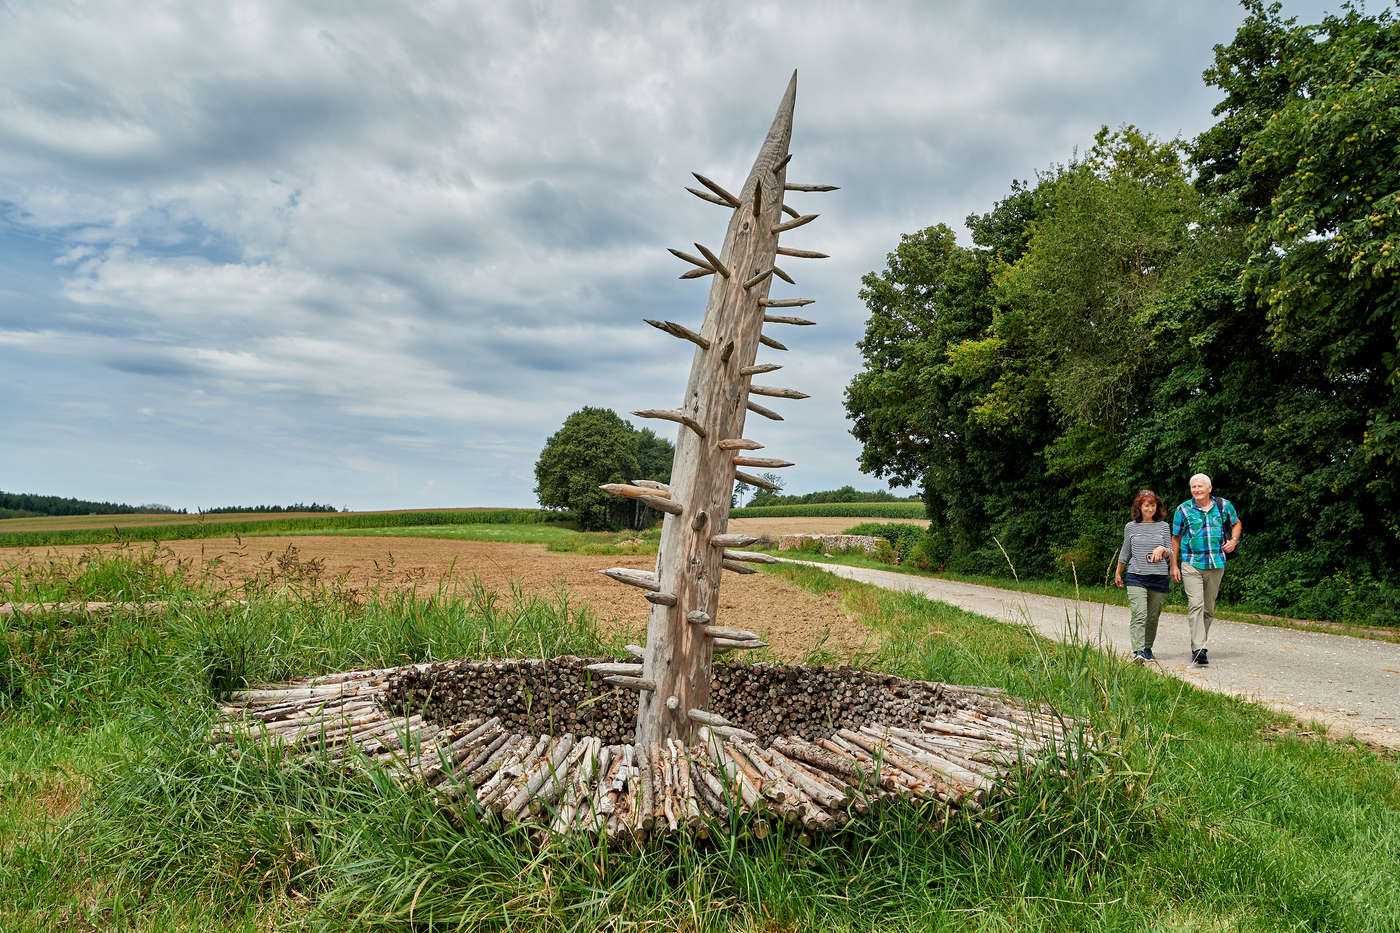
top-left (0, 508), bottom-right (574, 549)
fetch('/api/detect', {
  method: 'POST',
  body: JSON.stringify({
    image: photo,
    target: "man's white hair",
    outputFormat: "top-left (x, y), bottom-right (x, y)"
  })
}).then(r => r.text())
top-left (1190, 472), bottom-right (1212, 486)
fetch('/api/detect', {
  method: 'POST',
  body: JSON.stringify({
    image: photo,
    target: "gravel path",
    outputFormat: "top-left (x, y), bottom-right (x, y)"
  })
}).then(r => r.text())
top-left (783, 560), bottom-right (1400, 750)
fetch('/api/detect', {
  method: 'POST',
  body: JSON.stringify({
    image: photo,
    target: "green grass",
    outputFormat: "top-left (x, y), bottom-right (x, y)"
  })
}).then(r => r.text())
top-left (730, 501), bottom-right (927, 519)
top-left (0, 508), bottom-right (573, 549)
top-left (2, 549), bottom-right (1397, 930)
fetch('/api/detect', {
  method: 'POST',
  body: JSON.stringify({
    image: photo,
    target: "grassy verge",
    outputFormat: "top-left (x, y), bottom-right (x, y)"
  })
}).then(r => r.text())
top-left (2, 549), bottom-right (1396, 930)
top-left (0, 508), bottom-right (572, 549)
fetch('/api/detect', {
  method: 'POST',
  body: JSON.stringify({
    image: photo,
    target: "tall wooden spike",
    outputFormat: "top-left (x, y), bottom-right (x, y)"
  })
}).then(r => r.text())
top-left (634, 72), bottom-right (803, 749)
top-left (687, 186), bottom-right (730, 207)
top-left (692, 173), bottom-right (741, 207)
top-left (693, 242), bottom-right (731, 278)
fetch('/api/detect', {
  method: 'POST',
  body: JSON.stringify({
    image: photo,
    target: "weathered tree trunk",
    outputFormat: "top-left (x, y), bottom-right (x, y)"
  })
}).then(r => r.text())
top-left (632, 75), bottom-right (796, 747)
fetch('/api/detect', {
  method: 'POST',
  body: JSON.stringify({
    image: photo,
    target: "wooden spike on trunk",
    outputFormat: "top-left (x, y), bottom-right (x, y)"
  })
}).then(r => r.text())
top-left (746, 399), bottom-right (784, 421)
top-left (743, 268), bottom-right (775, 289)
top-left (692, 172), bottom-right (741, 207)
top-left (586, 662), bottom-right (645, 676)
top-left (776, 246), bottom-right (830, 258)
top-left (638, 494), bottom-right (683, 515)
top-left (685, 610), bottom-right (711, 625)
top-left (772, 213), bottom-right (818, 233)
top-left (732, 456), bottom-right (794, 468)
top-left (759, 334), bottom-right (788, 350)
top-left (599, 568), bottom-right (660, 591)
top-left (701, 624), bottom-right (762, 640)
top-left (709, 533), bottom-right (759, 548)
top-left (720, 559), bottom-right (758, 575)
top-left (722, 549), bottom-right (780, 564)
top-left (693, 242), bottom-right (730, 278)
top-left (679, 267), bottom-right (714, 279)
top-left (633, 408), bottom-right (707, 438)
top-left (750, 384), bottom-right (809, 399)
top-left (735, 470), bottom-right (782, 490)
top-left (758, 298), bottom-right (814, 308)
top-left (605, 675), bottom-right (657, 691)
top-left (667, 247), bottom-right (716, 272)
top-left (687, 186), bottom-right (731, 207)
top-left (631, 479), bottom-right (670, 492)
top-left (772, 266), bottom-right (794, 284)
top-left (645, 318), bottom-right (711, 350)
top-left (739, 363), bottom-right (781, 376)
top-left (600, 482), bottom-right (672, 501)
top-left (782, 204), bottom-right (800, 218)
top-left (784, 183), bottom-right (839, 192)
top-left (643, 591), bottom-right (678, 607)
top-left (763, 314), bottom-right (815, 326)
top-left (717, 437), bottom-right (763, 450)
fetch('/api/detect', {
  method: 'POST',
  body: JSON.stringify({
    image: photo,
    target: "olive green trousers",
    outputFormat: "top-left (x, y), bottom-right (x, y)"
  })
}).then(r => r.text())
top-left (1127, 585), bottom-right (1167, 653)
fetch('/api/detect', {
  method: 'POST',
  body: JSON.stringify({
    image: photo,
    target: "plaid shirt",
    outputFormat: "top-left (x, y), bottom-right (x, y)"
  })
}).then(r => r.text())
top-left (1173, 497), bottom-right (1240, 569)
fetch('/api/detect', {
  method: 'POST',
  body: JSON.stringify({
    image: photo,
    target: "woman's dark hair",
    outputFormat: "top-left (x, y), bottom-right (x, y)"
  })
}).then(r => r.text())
top-left (1132, 489), bottom-right (1166, 523)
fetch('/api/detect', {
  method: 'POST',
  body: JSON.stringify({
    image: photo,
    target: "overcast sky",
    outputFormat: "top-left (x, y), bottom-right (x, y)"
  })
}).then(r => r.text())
top-left (0, 0), bottom-right (1334, 512)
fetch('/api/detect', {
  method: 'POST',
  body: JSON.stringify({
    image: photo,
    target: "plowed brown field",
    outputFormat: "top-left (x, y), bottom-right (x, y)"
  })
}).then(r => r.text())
top-left (0, 516), bottom-right (909, 662)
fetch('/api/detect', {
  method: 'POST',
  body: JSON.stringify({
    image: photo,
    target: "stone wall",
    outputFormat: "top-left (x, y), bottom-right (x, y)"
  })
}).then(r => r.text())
top-left (777, 533), bottom-right (883, 554)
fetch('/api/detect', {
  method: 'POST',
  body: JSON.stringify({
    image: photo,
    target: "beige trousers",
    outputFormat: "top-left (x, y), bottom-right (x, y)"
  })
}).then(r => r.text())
top-left (1181, 564), bottom-right (1225, 652)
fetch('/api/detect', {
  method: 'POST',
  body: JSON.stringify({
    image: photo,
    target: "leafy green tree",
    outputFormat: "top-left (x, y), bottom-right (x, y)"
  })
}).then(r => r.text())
top-left (1195, 0), bottom-right (1400, 523)
top-left (534, 408), bottom-right (674, 530)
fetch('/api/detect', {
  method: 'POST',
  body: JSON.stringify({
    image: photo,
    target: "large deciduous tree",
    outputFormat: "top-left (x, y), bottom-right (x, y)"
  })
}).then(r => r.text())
top-left (842, 2), bottom-right (1400, 619)
top-left (1195, 0), bottom-right (1400, 531)
top-left (534, 408), bottom-right (674, 531)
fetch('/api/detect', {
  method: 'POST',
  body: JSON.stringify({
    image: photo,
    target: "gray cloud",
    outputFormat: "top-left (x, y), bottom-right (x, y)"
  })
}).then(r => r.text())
top-left (0, 0), bottom-right (1338, 509)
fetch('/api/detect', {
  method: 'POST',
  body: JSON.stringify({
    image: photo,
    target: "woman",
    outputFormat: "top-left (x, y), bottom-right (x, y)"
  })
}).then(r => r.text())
top-left (1115, 488), bottom-right (1172, 663)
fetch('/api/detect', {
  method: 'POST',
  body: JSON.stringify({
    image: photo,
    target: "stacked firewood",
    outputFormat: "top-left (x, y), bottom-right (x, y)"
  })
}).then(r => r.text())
top-left (215, 658), bottom-right (1083, 842)
top-left (382, 657), bottom-right (1015, 746)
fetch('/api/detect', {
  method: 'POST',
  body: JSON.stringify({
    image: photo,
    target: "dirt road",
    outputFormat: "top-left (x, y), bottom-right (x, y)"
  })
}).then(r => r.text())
top-left (784, 560), bottom-right (1400, 750)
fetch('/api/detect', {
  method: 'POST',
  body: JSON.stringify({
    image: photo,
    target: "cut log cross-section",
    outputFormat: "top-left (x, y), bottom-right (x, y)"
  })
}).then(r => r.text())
top-left (621, 72), bottom-right (815, 749)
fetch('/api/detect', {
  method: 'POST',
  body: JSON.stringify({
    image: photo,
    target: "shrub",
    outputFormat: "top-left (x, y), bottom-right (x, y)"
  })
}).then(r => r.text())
top-left (844, 522), bottom-right (928, 564)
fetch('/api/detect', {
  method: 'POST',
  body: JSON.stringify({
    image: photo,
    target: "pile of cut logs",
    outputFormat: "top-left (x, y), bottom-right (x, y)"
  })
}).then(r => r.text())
top-left (382, 656), bottom-right (1014, 746)
top-left (214, 658), bottom-right (1083, 842)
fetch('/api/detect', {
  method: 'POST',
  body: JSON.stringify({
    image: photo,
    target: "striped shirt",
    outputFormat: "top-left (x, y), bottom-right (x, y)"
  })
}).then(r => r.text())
top-left (1117, 521), bottom-right (1171, 578)
top-left (1172, 497), bottom-right (1240, 569)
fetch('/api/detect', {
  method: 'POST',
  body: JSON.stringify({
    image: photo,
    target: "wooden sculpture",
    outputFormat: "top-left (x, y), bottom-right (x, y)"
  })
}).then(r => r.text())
top-left (591, 72), bottom-right (837, 747)
top-left (213, 75), bottom-right (1087, 843)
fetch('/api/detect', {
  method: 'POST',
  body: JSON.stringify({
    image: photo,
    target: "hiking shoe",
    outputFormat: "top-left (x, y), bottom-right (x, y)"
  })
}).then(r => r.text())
top-left (1132, 651), bottom-right (1147, 664)
top-left (1192, 649), bottom-right (1210, 666)
top-left (1142, 648), bottom-right (1155, 661)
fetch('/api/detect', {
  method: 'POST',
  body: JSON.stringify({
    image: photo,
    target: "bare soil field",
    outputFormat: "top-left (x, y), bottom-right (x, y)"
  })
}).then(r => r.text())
top-left (0, 530), bottom-right (885, 662)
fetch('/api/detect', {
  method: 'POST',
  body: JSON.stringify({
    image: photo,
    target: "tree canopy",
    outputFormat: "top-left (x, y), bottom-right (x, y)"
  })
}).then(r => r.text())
top-left (534, 408), bottom-right (675, 531)
top-left (844, 2), bottom-right (1400, 622)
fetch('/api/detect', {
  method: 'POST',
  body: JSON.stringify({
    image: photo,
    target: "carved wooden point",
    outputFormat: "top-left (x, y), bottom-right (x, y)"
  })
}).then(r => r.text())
top-left (692, 172), bottom-right (741, 207)
top-left (746, 399), bottom-right (784, 421)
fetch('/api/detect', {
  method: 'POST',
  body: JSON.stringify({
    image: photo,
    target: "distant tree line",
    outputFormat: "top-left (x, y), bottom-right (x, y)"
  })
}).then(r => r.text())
top-left (0, 490), bottom-right (185, 519)
top-left (747, 485), bottom-right (920, 508)
top-left (199, 503), bottom-right (340, 514)
top-left (844, 3), bottom-right (1400, 622)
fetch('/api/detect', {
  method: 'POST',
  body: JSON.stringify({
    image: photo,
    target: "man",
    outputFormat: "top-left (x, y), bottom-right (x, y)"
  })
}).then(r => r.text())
top-left (1170, 473), bottom-right (1242, 666)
